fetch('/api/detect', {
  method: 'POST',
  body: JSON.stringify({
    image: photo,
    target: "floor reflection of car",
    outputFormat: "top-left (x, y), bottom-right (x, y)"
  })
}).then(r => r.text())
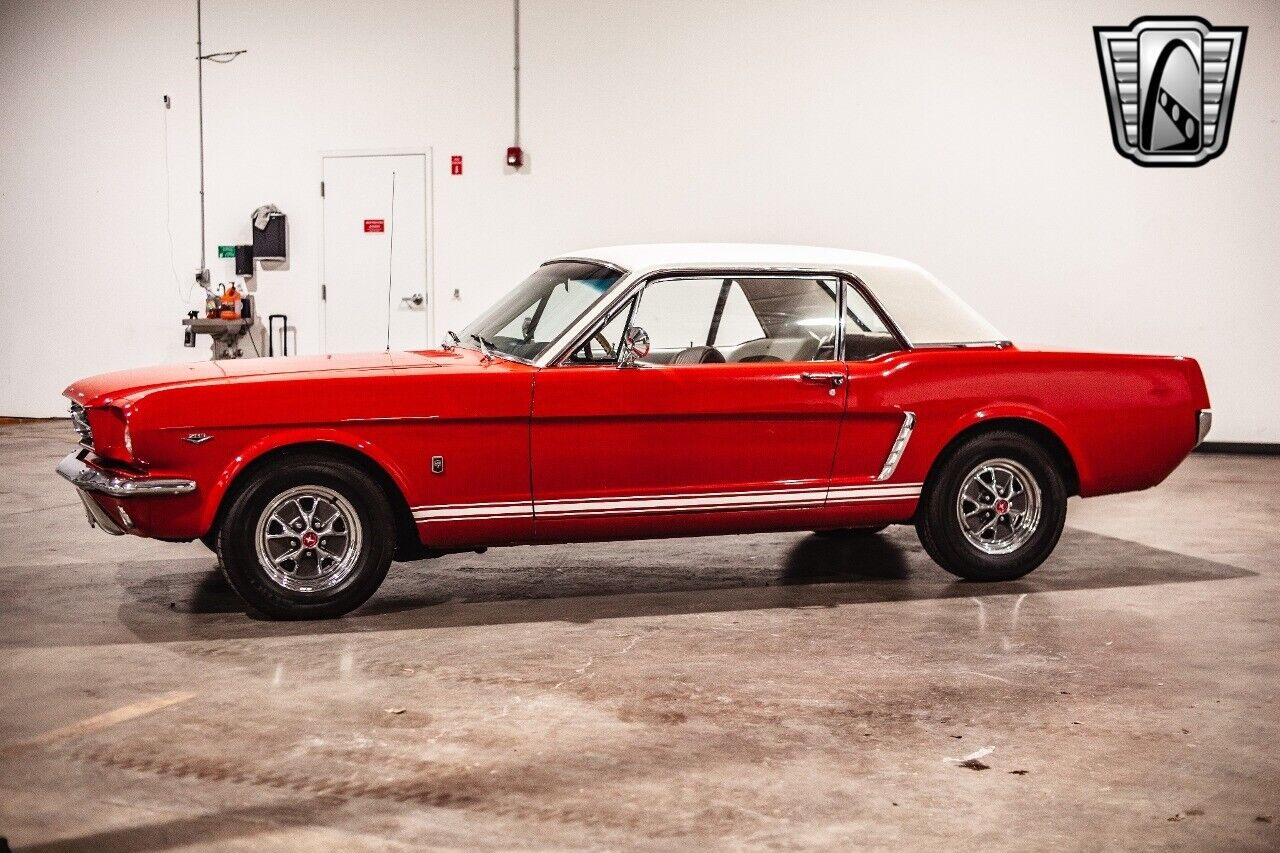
top-left (57, 244), bottom-right (1212, 618)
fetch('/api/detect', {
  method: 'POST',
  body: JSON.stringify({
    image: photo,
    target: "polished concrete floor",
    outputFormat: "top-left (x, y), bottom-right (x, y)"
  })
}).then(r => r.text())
top-left (0, 419), bottom-right (1277, 851)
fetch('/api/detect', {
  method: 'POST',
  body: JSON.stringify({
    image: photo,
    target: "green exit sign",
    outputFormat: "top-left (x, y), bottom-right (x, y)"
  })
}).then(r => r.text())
top-left (218, 245), bottom-right (236, 258)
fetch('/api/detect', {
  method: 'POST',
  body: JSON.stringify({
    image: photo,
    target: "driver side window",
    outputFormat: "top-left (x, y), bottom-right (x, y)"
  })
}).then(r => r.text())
top-left (629, 276), bottom-right (840, 365)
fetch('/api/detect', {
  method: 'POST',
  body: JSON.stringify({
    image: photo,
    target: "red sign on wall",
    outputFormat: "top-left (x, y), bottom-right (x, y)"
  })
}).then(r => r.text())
top-left (363, 219), bottom-right (385, 233)
top-left (450, 155), bottom-right (463, 175)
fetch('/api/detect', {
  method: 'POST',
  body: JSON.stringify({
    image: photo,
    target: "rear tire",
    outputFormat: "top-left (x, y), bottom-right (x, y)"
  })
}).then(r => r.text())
top-left (916, 431), bottom-right (1066, 582)
top-left (216, 457), bottom-right (395, 619)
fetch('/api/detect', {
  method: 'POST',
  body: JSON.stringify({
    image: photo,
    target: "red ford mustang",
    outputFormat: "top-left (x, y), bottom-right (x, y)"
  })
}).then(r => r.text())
top-left (58, 244), bottom-right (1212, 618)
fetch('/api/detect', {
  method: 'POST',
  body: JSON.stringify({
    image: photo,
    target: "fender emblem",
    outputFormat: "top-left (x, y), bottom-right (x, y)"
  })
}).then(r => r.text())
top-left (183, 433), bottom-right (214, 445)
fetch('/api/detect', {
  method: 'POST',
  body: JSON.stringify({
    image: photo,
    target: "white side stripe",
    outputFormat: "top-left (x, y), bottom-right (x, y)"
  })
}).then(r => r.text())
top-left (827, 487), bottom-right (921, 501)
top-left (413, 501), bottom-right (532, 520)
top-left (539, 486), bottom-right (830, 506)
top-left (541, 490), bottom-right (826, 514)
top-left (411, 483), bottom-right (921, 524)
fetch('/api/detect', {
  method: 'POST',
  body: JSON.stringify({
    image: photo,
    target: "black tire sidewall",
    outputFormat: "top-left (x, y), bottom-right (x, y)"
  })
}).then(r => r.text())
top-left (218, 459), bottom-right (394, 619)
top-left (919, 432), bottom-right (1066, 581)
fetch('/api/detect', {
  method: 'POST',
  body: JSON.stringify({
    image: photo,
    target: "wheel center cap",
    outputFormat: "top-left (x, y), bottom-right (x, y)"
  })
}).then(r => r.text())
top-left (995, 499), bottom-right (1009, 514)
top-left (301, 531), bottom-right (319, 549)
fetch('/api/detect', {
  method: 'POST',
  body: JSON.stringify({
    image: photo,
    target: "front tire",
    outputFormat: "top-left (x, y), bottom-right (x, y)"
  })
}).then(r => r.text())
top-left (916, 431), bottom-right (1066, 582)
top-left (216, 457), bottom-right (395, 619)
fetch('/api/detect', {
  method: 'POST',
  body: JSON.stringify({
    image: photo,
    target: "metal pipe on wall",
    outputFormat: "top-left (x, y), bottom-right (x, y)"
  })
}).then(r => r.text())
top-left (196, 0), bottom-right (207, 278)
top-left (192, 0), bottom-right (245, 285)
top-left (513, 0), bottom-right (521, 148)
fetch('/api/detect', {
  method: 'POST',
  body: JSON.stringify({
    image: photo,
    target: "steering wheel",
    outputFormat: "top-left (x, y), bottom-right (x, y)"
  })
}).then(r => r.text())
top-left (593, 331), bottom-right (616, 360)
top-left (813, 329), bottom-right (837, 360)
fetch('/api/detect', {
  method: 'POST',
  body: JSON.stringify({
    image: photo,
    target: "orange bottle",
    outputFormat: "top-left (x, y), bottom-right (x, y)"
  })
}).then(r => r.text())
top-left (219, 284), bottom-right (242, 320)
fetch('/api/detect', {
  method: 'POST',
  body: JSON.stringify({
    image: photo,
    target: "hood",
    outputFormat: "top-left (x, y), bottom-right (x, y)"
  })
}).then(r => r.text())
top-left (64, 351), bottom-right (444, 408)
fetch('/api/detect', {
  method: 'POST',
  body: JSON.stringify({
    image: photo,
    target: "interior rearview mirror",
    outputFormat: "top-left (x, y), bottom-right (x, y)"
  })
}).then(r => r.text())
top-left (618, 325), bottom-right (650, 368)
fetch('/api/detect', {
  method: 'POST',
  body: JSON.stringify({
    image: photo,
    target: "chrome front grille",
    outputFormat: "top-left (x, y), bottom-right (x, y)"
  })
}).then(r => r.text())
top-left (70, 402), bottom-right (93, 449)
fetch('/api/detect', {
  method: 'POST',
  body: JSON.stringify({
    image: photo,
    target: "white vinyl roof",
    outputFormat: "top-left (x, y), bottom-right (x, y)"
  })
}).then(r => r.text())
top-left (557, 243), bottom-right (1004, 346)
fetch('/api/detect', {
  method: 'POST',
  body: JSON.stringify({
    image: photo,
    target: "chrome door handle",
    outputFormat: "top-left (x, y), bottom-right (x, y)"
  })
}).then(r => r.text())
top-left (800, 372), bottom-right (845, 385)
top-left (401, 293), bottom-right (425, 307)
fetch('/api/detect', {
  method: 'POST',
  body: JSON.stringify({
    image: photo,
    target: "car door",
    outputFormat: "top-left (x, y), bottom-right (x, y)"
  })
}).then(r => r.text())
top-left (819, 277), bottom-right (921, 524)
top-left (531, 273), bottom-right (848, 542)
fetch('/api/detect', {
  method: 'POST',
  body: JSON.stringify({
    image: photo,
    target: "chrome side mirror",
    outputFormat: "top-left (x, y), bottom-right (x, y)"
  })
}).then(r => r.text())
top-left (618, 325), bottom-right (650, 368)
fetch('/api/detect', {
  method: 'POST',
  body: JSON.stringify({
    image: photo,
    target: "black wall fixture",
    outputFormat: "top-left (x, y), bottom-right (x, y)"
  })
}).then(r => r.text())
top-left (234, 244), bottom-right (254, 276)
top-left (253, 213), bottom-right (287, 261)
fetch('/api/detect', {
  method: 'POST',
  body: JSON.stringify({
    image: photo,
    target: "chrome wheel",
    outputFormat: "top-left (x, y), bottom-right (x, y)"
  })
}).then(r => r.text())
top-left (254, 486), bottom-right (363, 593)
top-left (955, 458), bottom-right (1041, 555)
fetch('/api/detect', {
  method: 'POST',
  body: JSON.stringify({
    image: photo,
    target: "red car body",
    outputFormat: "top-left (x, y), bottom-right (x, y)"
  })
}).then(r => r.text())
top-left (61, 342), bottom-right (1209, 551)
top-left (57, 244), bottom-right (1213, 619)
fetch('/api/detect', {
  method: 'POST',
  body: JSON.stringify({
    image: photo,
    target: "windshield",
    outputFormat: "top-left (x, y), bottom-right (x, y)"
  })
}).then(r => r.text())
top-left (460, 261), bottom-right (624, 361)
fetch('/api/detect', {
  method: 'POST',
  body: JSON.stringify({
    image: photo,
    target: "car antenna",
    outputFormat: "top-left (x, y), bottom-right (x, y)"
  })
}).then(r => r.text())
top-left (384, 171), bottom-right (397, 352)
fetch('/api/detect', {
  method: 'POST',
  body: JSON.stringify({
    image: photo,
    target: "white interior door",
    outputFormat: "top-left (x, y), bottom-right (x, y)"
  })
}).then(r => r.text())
top-left (322, 153), bottom-right (430, 353)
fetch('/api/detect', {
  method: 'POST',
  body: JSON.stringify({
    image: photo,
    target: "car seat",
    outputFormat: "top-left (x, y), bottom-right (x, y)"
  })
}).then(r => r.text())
top-left (670, 345), bottom-right (727, 365)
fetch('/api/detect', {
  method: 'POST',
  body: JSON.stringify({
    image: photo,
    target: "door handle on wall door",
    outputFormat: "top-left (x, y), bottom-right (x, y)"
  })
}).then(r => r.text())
top-left (401, 293), bottom-right (425, 308)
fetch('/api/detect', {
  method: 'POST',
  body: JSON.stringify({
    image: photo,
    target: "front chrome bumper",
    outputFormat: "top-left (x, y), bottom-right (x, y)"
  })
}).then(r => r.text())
top-left (56, 451), bottom-right (196, 497)
top-left (74, 489), bottom-right (128, 535)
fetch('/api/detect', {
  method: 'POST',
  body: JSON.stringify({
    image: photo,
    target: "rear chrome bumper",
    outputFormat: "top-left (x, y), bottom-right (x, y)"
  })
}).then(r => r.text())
top-left (1196, 410), bottom-right (1213, 447)
top-left (56, 451), bottom-right (196, 497)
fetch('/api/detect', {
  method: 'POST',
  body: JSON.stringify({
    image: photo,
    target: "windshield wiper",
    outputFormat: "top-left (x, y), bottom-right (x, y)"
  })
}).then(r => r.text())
top-left (469, 333), bottom-right (514, 363)
top-left (443, 330), bottom-right (462, 350)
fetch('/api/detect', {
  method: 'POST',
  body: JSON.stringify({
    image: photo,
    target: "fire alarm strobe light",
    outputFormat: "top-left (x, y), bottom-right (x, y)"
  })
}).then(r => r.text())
top-left (506, 146), bottom-right (524, 168)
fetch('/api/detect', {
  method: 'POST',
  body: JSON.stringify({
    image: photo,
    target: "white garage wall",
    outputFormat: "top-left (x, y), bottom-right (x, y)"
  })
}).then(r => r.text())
top-left (1, 0), bottom-right (1277, 442)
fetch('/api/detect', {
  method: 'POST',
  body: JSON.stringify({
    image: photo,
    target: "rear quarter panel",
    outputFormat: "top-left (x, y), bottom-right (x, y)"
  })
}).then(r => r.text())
top-left (867, 348), bottom-right (1209, 497)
